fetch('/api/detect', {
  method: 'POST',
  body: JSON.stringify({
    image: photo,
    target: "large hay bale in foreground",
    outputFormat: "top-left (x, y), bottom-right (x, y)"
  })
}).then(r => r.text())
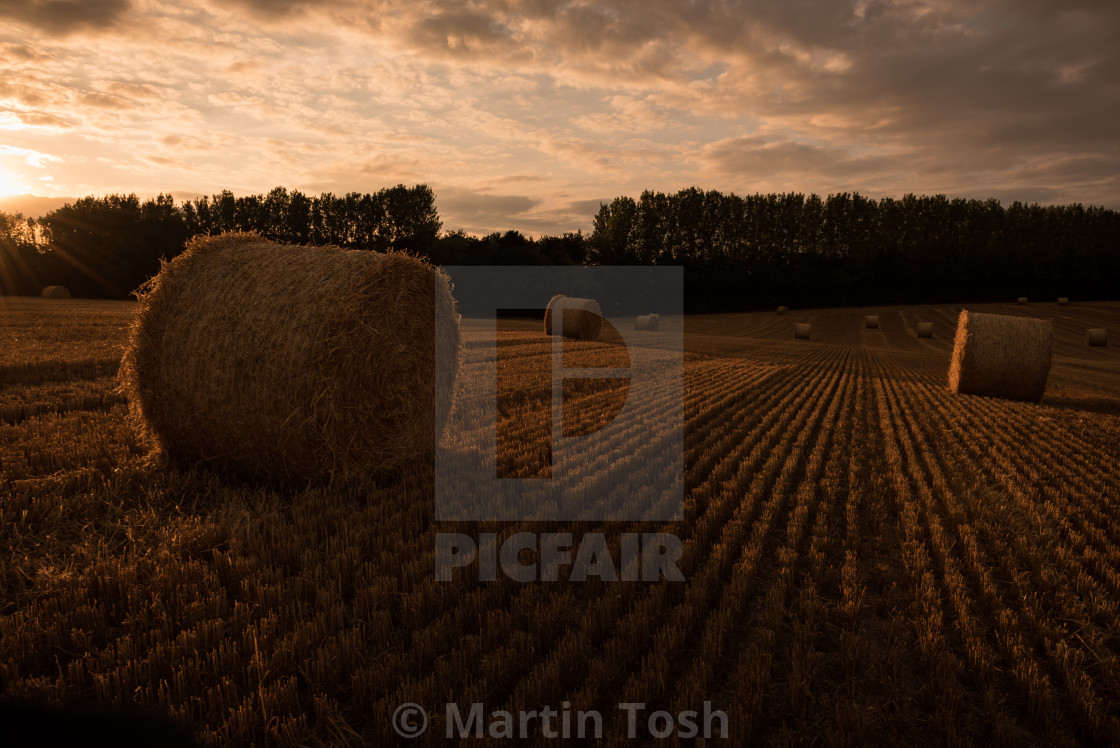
top-left (1017, 297), bottom-right (1028, 305)
top-left (41, 285), bottom-right (70, 299)
top-left (794, 323), bottom-right (811, 340)
top-left (544, 295), bottom-right (602, 340)
top-left (1058, 297), bottom-right (1069, 306)
top-left (119, 232), bottom-right (460, 483)
top-left (917, 322), bottom-right (934, 338)
top-left (777, 305), bottom-right (789, 314)
top-left (1086, 328), bottom-right (1107, 347)
top-left (635, 314), bottom-right (660, 331)
top-left (948, 310), bottom-right (1051, 402)
top-left (865, 315), bottom-right (879, 329)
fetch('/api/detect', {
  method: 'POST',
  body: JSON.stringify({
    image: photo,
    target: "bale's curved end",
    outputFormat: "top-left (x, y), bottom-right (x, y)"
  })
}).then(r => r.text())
top-left (119, 232), bottom-right (461, 483)
top-left (948, 309), bottom-right (1051, 402)
top-left (543, 295), bottom-right (603, 340)
top-left (41, 285), bottom-right (71, 299)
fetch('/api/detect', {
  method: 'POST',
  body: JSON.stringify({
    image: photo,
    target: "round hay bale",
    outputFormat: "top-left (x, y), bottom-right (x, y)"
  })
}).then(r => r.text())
top-left (917, 322), bottom-right (934, 338)
top-left (794, 323), bottom-right (811, 340)
top-left (41, 285), bottom-right (71, 299)
top-left (1086, 328), bottom-right (1107, 347)
top-left (544, 295), bottom-right (602, 340)
top-left (119, 232), bottom-right (460, 483)
top-left (635, 314), bottom-right (660, 331)
top-left (1058, 297), bottom-right (1069, 306)
top-left (948, 310), bottom-right (1051, 402)
top-left (777, 305), bottom-right (789, 314)
top-left (865, 315), bottom-right (879, 329)
top-left (1017, 297), bottom-right (1028, 305)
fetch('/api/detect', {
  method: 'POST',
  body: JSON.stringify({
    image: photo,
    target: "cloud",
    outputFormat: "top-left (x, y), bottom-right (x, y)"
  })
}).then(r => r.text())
top-left (403, 9), bottom-right (525, 59)
top-left (436, 187), bottom-right (594, 234)
top-left (0, 0), bottom-right (1116, 233)
top-left (0, 144), bottom-right (61, 167)
top-left (298, 153), bottom-right (430, 194)
top-left (219, 0), bottom-right (318, 17)
top-left (0, 0), bottom-right (131, 35)
top-left (160, 134), bottom-right (216, 150)
top-left (0, 42), bottom-right (51, 61)
top-left (98, 81), bottom-right (162, 100)
top-left (488, 174), bottom-right (548, 185)
top-left (438, 189), bottom-right (540, 222)
top-left (701, 136), bottom-right (893, 180)
top-left (433, 188), bottom-right (615, 236)
top-left (0, 81), bottom-right (53, 108)
top-left (573, 95), bottom-right (667, 134)
top-left (1, 109), bottom-right (77, 128)
top-left (567, 197), bottom-right (612, 216)
top-left (78, 92), bottom-right (130, 110)
top-left (142, 154), bottom-right (178, 166)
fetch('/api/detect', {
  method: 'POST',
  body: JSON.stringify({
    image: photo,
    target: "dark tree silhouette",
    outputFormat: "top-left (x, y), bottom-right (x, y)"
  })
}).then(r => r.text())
top-left (587, 188), bottom-right (1120, 312)
top-left (1, 185), bottom-right (1117, 307)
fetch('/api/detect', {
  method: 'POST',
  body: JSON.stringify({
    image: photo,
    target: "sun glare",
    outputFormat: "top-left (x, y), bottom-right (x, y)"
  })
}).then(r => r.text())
top-left (0, 169), bottom-right (26, 198)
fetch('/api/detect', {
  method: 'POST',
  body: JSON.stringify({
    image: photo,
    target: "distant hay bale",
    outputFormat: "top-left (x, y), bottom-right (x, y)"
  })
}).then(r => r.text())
top-left (1058, 297), bottom-right (1069, 306)
top-left (1086, 328), bottom-right (1107, 347)
top-left (794, 323), bottom-right (811, 340)
top-left (41, 285), bottom-right (70, 299)
top-left (917, 322), bottom-right (934, 338)
top-left (948, 310), bottom-right (1051, 402)
top-left (544, 295), bottom-right (602, 340)
top-left (777, 305), bottom-right (789, 314)
top-left (1017, 297), bottom-right (1028, 305)
top-left (119, 232), bottom-right (460, 483)
top-left (635, 314), bottom-right (660, 331)
top-left (865, 315), bottom-right (879, 329)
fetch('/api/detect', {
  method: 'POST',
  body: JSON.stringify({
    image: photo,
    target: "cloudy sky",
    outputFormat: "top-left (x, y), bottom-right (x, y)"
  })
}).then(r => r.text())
top-left (0, 0), bottom-right (1116, 235)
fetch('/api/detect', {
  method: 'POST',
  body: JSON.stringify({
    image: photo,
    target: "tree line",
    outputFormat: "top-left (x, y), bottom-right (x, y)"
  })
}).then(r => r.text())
top-left (1, 184), bottom-right (1117, 310)
top-left (589, 188), bottom-right (1120, 311)
top-left (0, 185), bottom-right (584, 300)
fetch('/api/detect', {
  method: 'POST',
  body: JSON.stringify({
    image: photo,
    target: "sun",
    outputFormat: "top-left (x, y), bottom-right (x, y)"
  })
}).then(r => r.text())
top-left (0, 169), bottom-right (27, 198)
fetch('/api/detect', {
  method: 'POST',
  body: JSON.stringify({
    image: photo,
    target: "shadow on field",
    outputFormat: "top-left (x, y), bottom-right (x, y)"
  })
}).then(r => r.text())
top-left (0, 699), bottom-right (198, 748)
top-left (1042, 395), bottom-right (1120, 417)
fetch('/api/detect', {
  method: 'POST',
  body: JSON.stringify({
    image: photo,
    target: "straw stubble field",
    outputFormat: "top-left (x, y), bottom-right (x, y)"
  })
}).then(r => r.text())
top-left (3, 297), bottom-right (1120, 745)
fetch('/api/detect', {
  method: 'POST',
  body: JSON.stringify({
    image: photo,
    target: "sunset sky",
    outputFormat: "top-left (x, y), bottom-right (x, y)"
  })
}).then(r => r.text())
top-left (0, 0), bottom-right (1116, 236)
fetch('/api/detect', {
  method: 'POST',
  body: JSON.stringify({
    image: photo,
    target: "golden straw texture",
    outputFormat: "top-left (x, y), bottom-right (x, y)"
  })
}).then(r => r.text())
top-left (119, 232), bottom-right (460, 483)
top-left (948, 310), bottom-right (1051, 402)
top-left (543, 295), bottom-right (602, 340)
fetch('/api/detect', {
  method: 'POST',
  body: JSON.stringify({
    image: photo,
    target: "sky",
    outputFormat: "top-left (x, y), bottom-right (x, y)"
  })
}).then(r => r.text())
top-left (0, 0), bottom-right (1117, 236)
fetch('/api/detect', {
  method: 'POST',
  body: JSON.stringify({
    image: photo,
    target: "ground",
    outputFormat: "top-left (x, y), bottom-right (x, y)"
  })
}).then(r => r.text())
top-left (2, 296), bottom-right (1120, 746)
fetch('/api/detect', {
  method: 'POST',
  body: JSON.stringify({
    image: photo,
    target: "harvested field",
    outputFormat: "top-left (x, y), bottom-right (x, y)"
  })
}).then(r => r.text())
top-left (3, 296), bottom-right (1120, 745)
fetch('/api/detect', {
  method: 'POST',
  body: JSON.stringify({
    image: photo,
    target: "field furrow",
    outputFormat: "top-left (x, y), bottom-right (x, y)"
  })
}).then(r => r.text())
top-left (4, 299), bottom-right (1120, 745)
